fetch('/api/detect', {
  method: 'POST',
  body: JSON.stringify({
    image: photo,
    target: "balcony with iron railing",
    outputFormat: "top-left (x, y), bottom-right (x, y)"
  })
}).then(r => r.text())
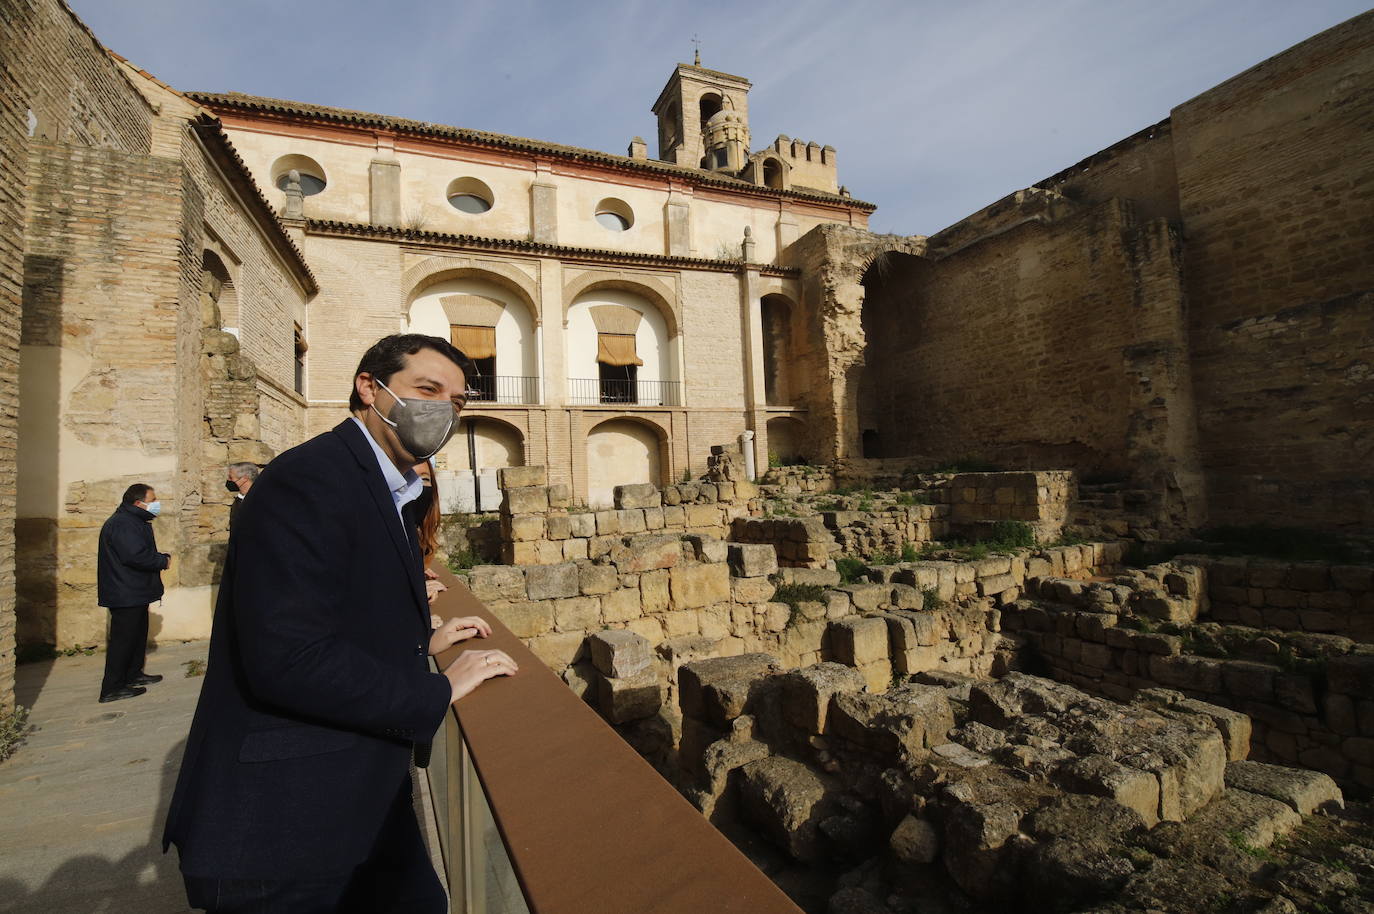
top-left (466, 375), bottom-right (541, 406)
top-left (566, 378), bottom-right (682, 408)
top-left (426, 567), bottom-right (801, 914)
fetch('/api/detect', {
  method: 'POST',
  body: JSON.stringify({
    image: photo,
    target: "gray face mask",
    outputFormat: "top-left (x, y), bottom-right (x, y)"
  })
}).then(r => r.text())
top-left (371, 378), bottom-right (459, 460)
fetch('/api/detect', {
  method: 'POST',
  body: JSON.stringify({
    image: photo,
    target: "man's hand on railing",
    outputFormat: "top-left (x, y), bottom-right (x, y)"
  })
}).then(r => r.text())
top-left (428, 615), bottom-right (491, 656)
top-left (442, 647), bottom-right (518, 703)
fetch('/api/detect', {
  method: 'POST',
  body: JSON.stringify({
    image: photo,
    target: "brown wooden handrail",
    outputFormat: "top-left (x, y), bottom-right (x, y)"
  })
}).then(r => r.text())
top-left (429, 565), bottom-right (803, 914)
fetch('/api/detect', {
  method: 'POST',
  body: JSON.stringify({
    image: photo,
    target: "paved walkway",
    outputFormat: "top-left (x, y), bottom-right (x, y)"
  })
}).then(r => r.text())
top-left (0, 642), bottom-right (450, 913)
top-left (0, 641), bottom-right (207, 913)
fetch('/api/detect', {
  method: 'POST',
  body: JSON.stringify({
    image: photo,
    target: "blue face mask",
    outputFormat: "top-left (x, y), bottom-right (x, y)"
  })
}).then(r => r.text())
top-left (144, 501), bottom-right (161, 517)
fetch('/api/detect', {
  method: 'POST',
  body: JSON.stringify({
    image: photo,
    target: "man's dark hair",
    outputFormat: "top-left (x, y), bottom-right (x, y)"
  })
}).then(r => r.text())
top-left (348, 333), bottom-right (477, 412)
top-left (122, 483), bottom-right (153, 506)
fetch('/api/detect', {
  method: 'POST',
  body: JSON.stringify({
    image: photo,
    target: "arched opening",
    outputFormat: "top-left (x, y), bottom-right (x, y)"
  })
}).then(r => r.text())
top-left (698, 93), bottom-right (723, 131)
top-left (200, 250), bottom-right (237, 331)
top-left (587, 418), bottom-right (663, 509)
top-left (437, 416), bottom-right (525, 513)
top-left (761, 294), bottom-right (794, 406)
top-left (859, 251), bottom-right (927, 459)
top-left (762, 158), bottom-right (784, 190)
top-left (766, 416), bottom-right (809, 466)
top-left (567, 288), bottom-right (678, 407)
top-left (446, 176), bottom-right (494, 214)
top-left (406, 274), bottom-right (539, 404)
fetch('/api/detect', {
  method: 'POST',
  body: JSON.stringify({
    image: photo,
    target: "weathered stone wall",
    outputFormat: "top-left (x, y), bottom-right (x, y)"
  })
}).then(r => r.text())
top-left (945, 470), bottom-right (1074, 542)
top-left (1170, 13), bottom-right (1374, 530)
top-left (495, 465), bottom-right (760, 565)
top-left (731, 516), bottom-right (837, 568)
top-left (1196, 557), bottom-right (1374, 643)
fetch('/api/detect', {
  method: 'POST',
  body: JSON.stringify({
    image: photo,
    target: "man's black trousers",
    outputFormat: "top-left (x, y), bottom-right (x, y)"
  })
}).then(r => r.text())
top-left (101, 603), bottom-right (149, 695)
top-left (182, 777), bottom-right (446, 913)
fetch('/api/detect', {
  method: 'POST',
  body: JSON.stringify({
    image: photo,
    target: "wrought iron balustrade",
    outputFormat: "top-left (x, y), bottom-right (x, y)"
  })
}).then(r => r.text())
top-left (464, 375), bottom-right (540, 406)
top-left (566, 377), bottom-right (681, 407)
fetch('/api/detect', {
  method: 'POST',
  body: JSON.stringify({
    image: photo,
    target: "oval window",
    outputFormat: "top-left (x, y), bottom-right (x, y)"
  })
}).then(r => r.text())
top-left (446, 177), bottom-right (495, 214)
top-left (595, 198), bottom-right (634, 232)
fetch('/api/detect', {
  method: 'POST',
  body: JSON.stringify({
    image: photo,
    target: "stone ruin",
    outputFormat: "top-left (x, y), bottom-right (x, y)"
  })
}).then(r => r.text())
top-left (458, 464), bottom-right (1374, 913)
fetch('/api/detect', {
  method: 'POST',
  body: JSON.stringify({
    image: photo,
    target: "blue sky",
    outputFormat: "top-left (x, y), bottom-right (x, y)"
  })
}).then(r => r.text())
top-left (69, 0), bottom-right (1370, 235)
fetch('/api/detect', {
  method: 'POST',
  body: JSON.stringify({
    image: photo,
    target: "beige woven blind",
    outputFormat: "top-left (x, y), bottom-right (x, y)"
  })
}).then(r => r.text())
top-left (589, 304), bottom-right (642, 336)
top-left (596, 333), bottom-right (642, 367)
top-left (452, 324), bottom-right (497, 360)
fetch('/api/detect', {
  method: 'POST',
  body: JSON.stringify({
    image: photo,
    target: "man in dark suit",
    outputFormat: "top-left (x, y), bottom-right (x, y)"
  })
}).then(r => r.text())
top-left (96, 482), bottom-right (171, 702)
top-left (164, 334), bottom-right (518, 913)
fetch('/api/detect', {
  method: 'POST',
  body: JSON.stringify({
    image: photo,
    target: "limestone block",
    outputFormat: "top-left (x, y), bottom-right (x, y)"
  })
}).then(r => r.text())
top-left (1327, 655), bottom-right (1374, 696)
top-left (588, 536), bottom-right (616, 560)
top-left (640, 570), bottom-right (670, 614)
top-left (528, 631), bottom-right (585, 671)
top-left (1055, 754), bottom-right (1161, 828)
top-left (626, 616), bottom-right (664, 643)
top-left (1121, 726), bottom-right (1227, 822)
top-left (686, 504), bottom-right (722, 528)
top-left (670, 563), bottom-right (731, 609)
top-left (554, 596), bottom-right (600, 632)
top-left (525, 562), bottom-right (579, 601)
top-left (562, 661), bottom-right (597, 702)
top-left (589, 629), bottom-right (653, 678)
top-left (1181, 788), bottom-right (1302, 851)
top-left (679, 654), bottom-right (781, 728)
top-left (699, 606), bottom-right (732, 640)
top-left (643, 507), bottom-right (665, 530)
top-left (508, 514), bottom-right (545, 542)
top-left (825, 591), bottom-right (853, 620)
top-left (227, 441), bottom-right (274, 465)
top-left (578, 563), bottom-right (619, 596)
top-left (569, 512), bottom-right (596, 538)
top-left (598, 667), bottom-right (662, 724)
top-left (662, 485), bottom-right (682, 506)
top-left (1148, 654), bottom-right (1222, 693)
top-left (600, 586), bottom-right (643, 624)
top-left (545, 513), bottom-right (571, 541)
top-left (729, 543), bottom-right (779, 579)
top-left (498, 466), bottom-right (546, 488)
top-left (466, 565), bottom-right (527, 602)
top-left (828, 683), bottom-right (954, 759)
top-left (976, 574), bottom-right (1017, 598)
top-left (502, 486), bottom-right (548, 515)
top-left (838, 584), bottom-right (889, 612)
top-left (830, 616), bottom-right (889, 666)
top-left (534, 540), bottom-right (565, 565)
top-left (889, 815), bottom-right (939, 864)
top-left (615, 483), bottom-right (661, 509)
top-left (686, 535), bottom-right (729, 564)
top-left (488, 600), bottom-right (554, 638)
top-left (662, 505), bottom-right (686, 527)
top-left (662, 609), bottom-right (700, 637)
top-left (738, 756), bottom-right (835, 863)
top-left (1224, 760), bottom-right (1343, 814)
top-left (614, 509), bottom-right (645, 535)
top-left (594, 511), bottom-right (620, 536)
top-left (762, 602), bottom-right (790, 632)
top-left (731, 577), bottom-right (776, 604)
top-left (503, 542), bottom-right (539, 565)
top-left (609, 534), bottom-right (681, 574)
top-left (779, 663), bottom-right (866, 735)
top-left (547, 483), bottom-right (572, 509)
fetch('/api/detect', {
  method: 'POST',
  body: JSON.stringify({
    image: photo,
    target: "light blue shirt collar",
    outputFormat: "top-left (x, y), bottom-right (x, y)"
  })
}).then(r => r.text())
top-left (351, 417), bottom-right (424, 523)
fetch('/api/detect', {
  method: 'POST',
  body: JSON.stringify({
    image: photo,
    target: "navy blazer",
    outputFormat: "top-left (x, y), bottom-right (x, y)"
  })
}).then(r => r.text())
top-left (163, 419), bottom-right (452, 879)
top-left (97, 503), bottom-right (168, 607)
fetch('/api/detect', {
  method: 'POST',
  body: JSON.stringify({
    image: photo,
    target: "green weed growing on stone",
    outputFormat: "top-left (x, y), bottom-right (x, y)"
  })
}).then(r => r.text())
top-left (447, 549), bottom-right (480, 573)
top-left (894, 492), bottom-right (928, 506)
top-left (836, 556), bottom-right (868, 584)
top-left (1226, 830), bottom-right (1273, 860)
top-left (774, 583), bottom-right (828, 628)
top-left (871, 550), bottom-right (900, 566)
top-left (183, 658), bottom-right (207, 678)
top-left (0, 706), bottom-right (32, 764)
top-left (922, 588), bottom-right (943, 611)
top-left (982, 521), bottom-right (1037, 550)
top-left (900, 543), bottom-right (920, 563)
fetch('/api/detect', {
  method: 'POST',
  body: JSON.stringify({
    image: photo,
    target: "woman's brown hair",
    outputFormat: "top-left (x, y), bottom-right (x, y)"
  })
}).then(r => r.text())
top-left (418, 459), bottom-right (441, 561)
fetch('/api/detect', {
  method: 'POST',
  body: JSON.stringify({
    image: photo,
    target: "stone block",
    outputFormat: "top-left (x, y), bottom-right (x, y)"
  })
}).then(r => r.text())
top-left (640, 570), bottom-right (670, 614)
top-left (498, 466), bottom-right (547, 488)
top-left (547, 483), bottom-right (572, 508)
top-left (588, 629), bottom-right (653, 678)
top-left (728, 543), bottom-right (778, 579)
top-left (526, 562), bottom-right (580, 601)
top-left (534, 540), bottom-right (565, 564)
top-left (686, 503), bottom-right (723, 529)
top-left (1121, 726), bottom-right (1226, 822)
top-left (780, 663), bottom-right (867, 734)
top-left (615, 483), bottom-right (661, 510)
top-left (465, 565), bottom-right (527, 602)
top-left (488, 600), bottom-right (554, 638)
top-left (598, 667), bottom-right (662, 724)
top-left (569, 512), bottom-right (596, 538)
top-left (830, 616), bottom-right (889, 666)
top-left (600, 586), bottom-right (643, 624)
top-left (738, 756), bottom-right (835, 863)
top-left (615, 509), bottom-right (646, 534)
top-left (1173, 698), bottom-right (1253, 762)
top-left (731, 577), bottom-right (776, 604)
top-left (528, 631), bottom-right (585, 671)
top-left (1055, 754), bottom-right (1161, 828)
top-left (545, 513), bottom-right (571, 540)
top-left (502, 485), bottom-right (548, 515)
top-left (662, 505), bottom-right (686, 528)
top-left (889, 815), bottom-right (939, 864)
top-left (662, 609), bottom-right (700, 637)
top-left (508, 514), bottom-right (545, 542)
top-left (828, 683), bottom-right (954, 760)
top-left (578, 562), bottom-right (619, 596)
top-left (838, 584), bottom-right (889, 612)
top-left (643, 507), bottom-right (665, 530)
top-left (685, 535), bottom-right (729, 564)
top-left (1328, 655), bottom-right (1374, 696)
top-left (671, 563), bottom-right (731, 609)
top-left (594, 511), bottom-right (620, 536)
top-left (1224, 760), bottom-right (1344, 815)
top-left (611, 534), bottom-right (681, 573)
top-left (554, 596), bottom-right (600, 632)
top-left (679, 654), bottom-right (781, 727)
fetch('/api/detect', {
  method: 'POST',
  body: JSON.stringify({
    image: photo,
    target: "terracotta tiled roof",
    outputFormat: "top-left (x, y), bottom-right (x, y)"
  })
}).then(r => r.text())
top-left (306, 219), bottom-right (800, 277)
top-left (187, 91), bottom-right (875, 212)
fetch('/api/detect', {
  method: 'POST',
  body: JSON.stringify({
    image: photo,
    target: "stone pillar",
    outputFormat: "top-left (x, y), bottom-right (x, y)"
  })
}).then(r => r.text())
top-left (664, 189), bottom-right (691, 256)
top-left (531, 162), bottom-right (557, 244)
top-left (739, 238), bottom-right (768, 471)
top-left (369, 158), bottom-right (401, 226)
top-left (740, 430), bottom-right (756, 481)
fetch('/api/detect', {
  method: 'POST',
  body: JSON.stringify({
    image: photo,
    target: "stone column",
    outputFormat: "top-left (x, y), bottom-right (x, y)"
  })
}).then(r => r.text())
top-left (664, 187), bottom-right (692, 256)
top-left (739, 230), bottom-right (768, 467)
top-left (530, 161), bottom-right (557, 245)
top-left (369, 159), bottom-right (401, 226)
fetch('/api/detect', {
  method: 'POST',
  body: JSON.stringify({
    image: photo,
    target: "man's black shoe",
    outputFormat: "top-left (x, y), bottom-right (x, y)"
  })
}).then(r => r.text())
top-left (99, 685), bottom-right (147, 703)
top-left (128, 672), bottom-right (163, 685)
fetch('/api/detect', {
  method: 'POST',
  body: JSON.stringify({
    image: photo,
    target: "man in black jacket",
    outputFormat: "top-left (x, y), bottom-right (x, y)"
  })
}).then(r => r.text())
top-left (97, 483), bottom-right (171, 702)
top-left (164, 334), bottom-right (518, 912)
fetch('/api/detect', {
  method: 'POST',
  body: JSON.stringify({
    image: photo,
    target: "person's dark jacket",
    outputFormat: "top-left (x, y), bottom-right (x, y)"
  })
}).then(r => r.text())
top-left (163, 419), bottom-right (451, 880)
top-left (97, 503), bottom-right (169, 608)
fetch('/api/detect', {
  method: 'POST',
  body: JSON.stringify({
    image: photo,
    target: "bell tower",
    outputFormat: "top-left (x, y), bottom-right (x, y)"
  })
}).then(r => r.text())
top-left (651, 59), bottom-right (751, 171)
